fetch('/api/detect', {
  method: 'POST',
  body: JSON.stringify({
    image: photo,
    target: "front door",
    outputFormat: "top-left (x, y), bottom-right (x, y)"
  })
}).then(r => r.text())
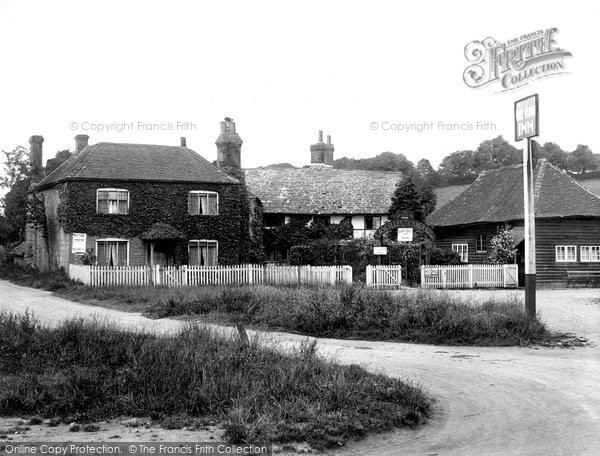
top-left (146, 240), bottom-right (176, 266)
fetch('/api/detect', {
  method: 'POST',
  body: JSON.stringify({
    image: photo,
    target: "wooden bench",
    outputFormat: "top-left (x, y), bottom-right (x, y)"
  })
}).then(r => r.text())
top-left (566, 270), bottom-right (600, 288)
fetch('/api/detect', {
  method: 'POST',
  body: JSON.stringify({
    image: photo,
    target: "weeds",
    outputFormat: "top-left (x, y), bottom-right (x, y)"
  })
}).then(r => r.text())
top-left (0, 313), bottom-right (431, 448)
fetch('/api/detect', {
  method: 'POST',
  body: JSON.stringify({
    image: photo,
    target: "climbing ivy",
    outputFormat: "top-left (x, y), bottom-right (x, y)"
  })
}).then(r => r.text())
top-left (55, 180), bottom-right (253, 265)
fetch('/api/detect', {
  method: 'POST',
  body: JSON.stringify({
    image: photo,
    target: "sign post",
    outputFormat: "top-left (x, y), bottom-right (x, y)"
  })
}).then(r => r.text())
top-left (514, 94), bottom-right (539, 318)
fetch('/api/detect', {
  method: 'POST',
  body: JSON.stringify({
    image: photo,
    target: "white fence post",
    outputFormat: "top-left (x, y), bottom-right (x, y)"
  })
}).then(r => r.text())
top-left (468, 264), bottom-right (474, 288)
top-left (154, 265), bottom-right (161, 286)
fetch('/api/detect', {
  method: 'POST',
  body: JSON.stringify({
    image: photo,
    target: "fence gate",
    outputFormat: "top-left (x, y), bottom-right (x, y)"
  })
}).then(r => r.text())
top-left (366, 265), bottom-right (403, 288)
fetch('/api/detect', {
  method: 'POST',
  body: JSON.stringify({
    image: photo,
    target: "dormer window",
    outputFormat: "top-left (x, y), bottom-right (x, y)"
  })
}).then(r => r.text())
top-left (97, 189), bottom-right (129, 214)
top-left (188, 191), bottom-right (218, 215)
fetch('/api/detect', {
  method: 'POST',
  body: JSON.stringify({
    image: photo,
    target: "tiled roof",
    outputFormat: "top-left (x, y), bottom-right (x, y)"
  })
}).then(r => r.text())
top-left (427, 160), bottom-right (600, 226)
top-left (245, 167), bottom-right (401, 214)
top-left (36, 142), bottom-right (238, 189)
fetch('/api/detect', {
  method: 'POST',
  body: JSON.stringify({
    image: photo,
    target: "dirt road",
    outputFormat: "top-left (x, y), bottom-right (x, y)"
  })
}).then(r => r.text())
top-left (1, 280), bottom-right (599, 455)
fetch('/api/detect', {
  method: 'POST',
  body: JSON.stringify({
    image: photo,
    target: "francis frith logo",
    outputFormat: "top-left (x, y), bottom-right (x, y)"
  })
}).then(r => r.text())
top-left (463, 28), bottom-right (572, 92)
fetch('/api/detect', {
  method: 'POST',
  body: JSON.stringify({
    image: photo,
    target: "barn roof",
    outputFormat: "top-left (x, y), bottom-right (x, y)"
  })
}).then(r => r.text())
top-left (36, 142), bottom-right (238, 189)
top-left (427, 159), bottom-right (600, 227)
top-left (245, 167), bottom-right (401, 214)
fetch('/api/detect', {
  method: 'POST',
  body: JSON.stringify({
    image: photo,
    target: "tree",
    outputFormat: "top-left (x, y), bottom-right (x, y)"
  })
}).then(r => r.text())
top-left (1, 146), bottom-right (73, 243)
top-left (420, 184), bottom-right (437, 218)
top-left (388, 175), bottom-right (425, 221)
top-left (472, 135), bottom-right (521, 172)
top-left (487, 225), bottom-right (517, 264)
top-left (568, 145), bottom-right (597, 175)
top-left (334, 152), bottom-right (416, 175)
top-left (45, 150), bottom-right (72, 174)
top-left (0, 146), bottom-right (29, 190)
top-left (437, 149), bottom-right (476, 183)
top-left (415, 158), bottom-right (440, 187)
top-left (540, 142), bottom-right (568, 169)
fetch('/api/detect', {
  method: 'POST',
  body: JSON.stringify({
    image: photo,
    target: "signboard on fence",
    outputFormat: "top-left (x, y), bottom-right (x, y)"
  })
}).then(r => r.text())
top-left (71, 233), bottom-right (87, 255)
top-left (397, 228), bottom-right (413, 242)
top-left (373, 247), bottom-right (388, 255)
top-left (424, 269), bottom-right (439, 279)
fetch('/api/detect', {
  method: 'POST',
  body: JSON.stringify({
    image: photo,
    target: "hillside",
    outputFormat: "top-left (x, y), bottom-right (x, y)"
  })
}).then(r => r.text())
top-left (577, 177), bottom-right (600, 197)
top-left (434, 184), bottom-right (470, 208)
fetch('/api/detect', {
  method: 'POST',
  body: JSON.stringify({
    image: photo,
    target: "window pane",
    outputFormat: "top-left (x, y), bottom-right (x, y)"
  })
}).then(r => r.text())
top-left (208, 195), bottom-right (218, 214)
top-left (117, 242), bottom-right (127, 266)
top-left (98, 199), bottom-right (108, 213)
top-left (188, 193), bottom-right (199, 215)
top-left (206, 243), bottom-right (217, 265)
top-left (581, 247), bottom-right (590, 262)
top-left (189, 244), bottom-right (199, 265)
top-left (199, 195), bottom-right (207, 214)
top-left (97, 242), bottom-right (106, 265)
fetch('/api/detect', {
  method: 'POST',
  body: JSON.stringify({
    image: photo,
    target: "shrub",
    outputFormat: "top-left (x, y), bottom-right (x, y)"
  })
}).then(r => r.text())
top-left (429, 247), bottom-right (462, 265)
top-left (487, 224), bottom-right (518, 264)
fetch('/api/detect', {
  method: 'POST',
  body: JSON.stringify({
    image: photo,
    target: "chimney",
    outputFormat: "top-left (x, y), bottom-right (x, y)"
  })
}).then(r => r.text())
top-left (180, 137), bottom-right (187, 147)
top-left (29, 135), bottom-right (44, 180)
top-left (323, 135), bottom-right (334, 166)
top-left (215, 117), bottom-right (243, 180)
top-left (75, 134), bottom-right (89, 154)
top-left (310, 130), bottom-right (333, 167)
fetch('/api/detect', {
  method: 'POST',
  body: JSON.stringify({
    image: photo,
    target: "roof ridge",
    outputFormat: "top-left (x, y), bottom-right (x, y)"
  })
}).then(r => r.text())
top-left (96, 141), bottom-right (190, 148)
top-left (533, 159), bottom-right (548, 210)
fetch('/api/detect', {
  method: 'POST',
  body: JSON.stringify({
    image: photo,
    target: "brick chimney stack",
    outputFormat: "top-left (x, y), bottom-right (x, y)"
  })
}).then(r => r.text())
top-left (324, 135), bottom-right (334, 166)
top-left (216, 117), bottom-right (243, 180)
top-left (75, 134), bottom-right (89, 154)
top-left (29, 135), bottom-right (44, 181)
top-left (310, 130), bottom-right (333, 167)
top-left (180, 137), bottom-right (187, 147)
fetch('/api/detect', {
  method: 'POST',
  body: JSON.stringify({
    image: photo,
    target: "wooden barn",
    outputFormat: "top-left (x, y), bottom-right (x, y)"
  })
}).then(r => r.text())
top-left (427, 159), bottom-right (600, 286)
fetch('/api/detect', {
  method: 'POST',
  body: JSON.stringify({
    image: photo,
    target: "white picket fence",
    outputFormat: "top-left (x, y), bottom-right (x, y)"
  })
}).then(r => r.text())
top-left (421, 264), bottom-right (518, 289)
top-left (68, 264), bottom-right (352, 287)
top-left (365, 265), bottom-right (403, 288)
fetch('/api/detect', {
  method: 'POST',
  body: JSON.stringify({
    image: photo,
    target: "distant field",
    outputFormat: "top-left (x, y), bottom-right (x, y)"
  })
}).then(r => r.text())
top-left (434, 184), bottom-right (469, 208)
top-left (577, 177), bottom-right (600, 196)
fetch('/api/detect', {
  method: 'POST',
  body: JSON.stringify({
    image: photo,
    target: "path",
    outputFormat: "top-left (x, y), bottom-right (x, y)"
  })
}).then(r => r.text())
top-left (1, 280), bottom-right (599, 455)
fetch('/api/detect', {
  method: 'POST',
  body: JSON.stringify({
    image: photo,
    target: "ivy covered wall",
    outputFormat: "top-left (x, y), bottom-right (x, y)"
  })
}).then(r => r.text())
top-left (55, 180), bottom-right (253, 265)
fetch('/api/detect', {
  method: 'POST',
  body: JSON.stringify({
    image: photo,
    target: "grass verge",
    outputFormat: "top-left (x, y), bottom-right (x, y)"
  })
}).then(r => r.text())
top-left (0, 264), bottom-right (552, 346)
top-left (0, 312), bottom-right (431, 448)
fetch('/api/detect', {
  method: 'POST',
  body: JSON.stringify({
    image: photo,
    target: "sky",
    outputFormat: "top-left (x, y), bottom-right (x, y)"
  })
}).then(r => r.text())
top-left (0, 0), bottom-right (597, 179)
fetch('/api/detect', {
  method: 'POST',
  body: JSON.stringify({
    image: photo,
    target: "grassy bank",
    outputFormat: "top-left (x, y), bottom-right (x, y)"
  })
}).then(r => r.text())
top-left (0, 264), bottom-right (550, 345)
top-left (0, 312), bottom-right (430, 448)
top-left (141, 285), bottom-right (548, 345)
